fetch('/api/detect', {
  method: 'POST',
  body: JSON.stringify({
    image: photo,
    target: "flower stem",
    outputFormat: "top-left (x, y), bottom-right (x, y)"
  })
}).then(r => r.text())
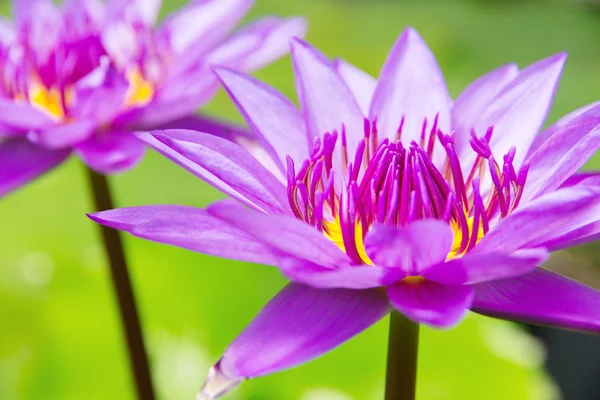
top-left (85, 167), bottom-right (156, 400)
top-left (385, 311), bottom-right (419, 400)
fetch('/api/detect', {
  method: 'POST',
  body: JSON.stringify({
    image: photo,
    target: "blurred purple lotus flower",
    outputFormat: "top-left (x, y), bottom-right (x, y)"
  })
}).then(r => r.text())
top-left (90, 27), bottom-right (600, 398)
top-left (0, 0), bottom-right (306, 196)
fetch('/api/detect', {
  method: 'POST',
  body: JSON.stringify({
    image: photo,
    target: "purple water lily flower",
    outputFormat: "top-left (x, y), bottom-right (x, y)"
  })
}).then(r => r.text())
top-left (0, 0), bottom-right (306, 196)
top-left (89, 27), bottom-right (600, 398)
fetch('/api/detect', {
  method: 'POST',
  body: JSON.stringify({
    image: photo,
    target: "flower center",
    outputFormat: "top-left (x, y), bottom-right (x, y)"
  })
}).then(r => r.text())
top-left (16, 67), bottom-right (154, 122)
top-left (286, 116), bottom-right (530, 264)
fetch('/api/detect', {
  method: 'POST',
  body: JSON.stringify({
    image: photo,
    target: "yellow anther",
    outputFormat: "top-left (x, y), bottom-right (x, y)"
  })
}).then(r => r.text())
top-left (324, 216), bottom-right (374, 265)
top-left (125, 68), bottom-right (154, 107)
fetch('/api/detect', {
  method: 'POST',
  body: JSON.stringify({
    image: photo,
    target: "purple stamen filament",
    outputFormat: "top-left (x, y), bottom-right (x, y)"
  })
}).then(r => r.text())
top-left (286, 116), bottom-right (529, 265)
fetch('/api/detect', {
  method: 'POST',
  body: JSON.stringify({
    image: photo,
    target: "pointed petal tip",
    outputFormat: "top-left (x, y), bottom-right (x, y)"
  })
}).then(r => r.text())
top-left (283, 16), bottom-right (308, 38)
top-left (86, 212), bottom-right (100, 222)
top-left (197, 364), bottom-right (242, 400)
top-left (290, 37), bottom-right (330, 65)
top-left (211, 65), bottom-right (253, 87)
top-left (536, 52), bottom-right (567, 72)
top-left (86, 210), bottom-right (131, 231)
top-left (401, 26), bottom-right (420, 38)
top-left (501, 62), bottom-right (520, 74)
top-left (397, 26), bottom-right (425, 46)
top-left (85, 210), bottom-right (121, 229)
top-left (290, 35), bottom-right (308, 48)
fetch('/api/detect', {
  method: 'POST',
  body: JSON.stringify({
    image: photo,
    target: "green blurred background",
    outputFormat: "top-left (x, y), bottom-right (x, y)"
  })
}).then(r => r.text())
top-left (2, 0), bottom-right (600, 398)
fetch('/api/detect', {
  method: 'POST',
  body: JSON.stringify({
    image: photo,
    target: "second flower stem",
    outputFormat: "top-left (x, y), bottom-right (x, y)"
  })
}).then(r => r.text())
top-left (86, 167), bottom-right (156, 400)
top-left (385, 311), bottom-right (419, 400)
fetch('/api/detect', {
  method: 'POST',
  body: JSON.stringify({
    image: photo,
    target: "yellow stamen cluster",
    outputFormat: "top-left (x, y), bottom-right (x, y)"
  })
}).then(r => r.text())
top-left (22, 68), bottom-right (155, 122)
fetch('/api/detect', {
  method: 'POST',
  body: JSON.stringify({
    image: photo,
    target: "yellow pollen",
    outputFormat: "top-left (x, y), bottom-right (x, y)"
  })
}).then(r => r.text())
top-left (447, 216), bottom-right (485, 259)
top-left (28, 82), bottom-right (73, 120)
top-left (401, 276), bottom-right (425, 284)
top-left (324, 217), bottom-right (374, 265)
top-left (125, 68), bottom-right (154, 107)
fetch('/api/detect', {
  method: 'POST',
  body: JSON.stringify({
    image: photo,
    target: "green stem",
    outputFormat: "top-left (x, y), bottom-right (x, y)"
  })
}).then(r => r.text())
top-left (384, 311), bottom-right (420, 400)
top-left (86, 167), bottom-right (156, 400)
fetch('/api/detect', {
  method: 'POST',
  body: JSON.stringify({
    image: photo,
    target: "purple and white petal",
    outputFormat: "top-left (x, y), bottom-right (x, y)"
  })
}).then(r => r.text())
top-left (472, 269), bottom-right (600, 333)
top-left (386, 280), bottom-right (473, 328)
top-left (476, 186), bottom-right (600, 253)
top-left (540, 221), bottom-right (600, 251)
top-left (0, 137), bottom-right (70, 198)
top-left (13, 0), bottom-right (62, 71)
top-left (75, 131), bottom-right (145, 174)
top-left (71, 60), bottom-right (129, 125)
top-left (480, 53), bottom-right (566, 170)
top-left (207, 17), bottom-right (307, 73)
top-left (280, 258), bottom-right (404, 290)
top-left (139, 130), bottom-right (289, 214)
top-left (28, 120), bottom-right (96, 149)
top-left (369, 27), bottom-right (452, 146)
top-left (522, 103), bottom-right (600, 202)
top-left (0, 98), bottom-right (55, 130)
top-left (528, 101), bottom-right (600, 158)
top-left (88, 203), bottom-right (282, 266)
top-left (106, 0), bottom-right (161, 26)
top-left (153, 114), bottom-right (281, 179)
top-left (364, 220), bottom-right (453, 273)
top-left (423, 248), bottom-right (548, 285)
top-left (215, 67), bottom-right (308, 175)
top-left (202, 283), bottom-right (391, 394)
top-left (160, 0), bottom-right (254, 76)
top-left (334, 59), bottom-right (376, 116)
top-left (453, 63), bottom-right (518, 156)
top-left (560, 172), bottom-right (600, 189)
top-left (291, 38), bottom-right (364, 158)
top-left (207, 200), bottom-right (352, 268)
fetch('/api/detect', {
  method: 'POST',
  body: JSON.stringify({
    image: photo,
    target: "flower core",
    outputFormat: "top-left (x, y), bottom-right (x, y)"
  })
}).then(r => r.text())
top-left (286, 117), bottom-right (530, 264)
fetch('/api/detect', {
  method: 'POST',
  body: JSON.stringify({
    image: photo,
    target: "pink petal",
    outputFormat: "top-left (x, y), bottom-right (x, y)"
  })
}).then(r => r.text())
top-left (386, 280), bottom-right (473, 328)
top-left (369, 27), bottom-right (452, 145)
top-left (0, 137), bottom-right (70, 198)
top-left (203, 283), bottom-right (390, 387)
top-left (138, 130), bottom-right (289, 215)
top-left (290, 38), bottom-right (364, 159)
top-left (0, 98), bottom-right (55, 130)
top-left (527, 101), bottom-right (600, 158)
top-left (88, 203), bottom-right (282, 266)
top-left (71, 60), bottom-right (129, 126)
top-left (476, 186), bottom-right (600, 253)
top-left (560, 172), bottom-right (600, 189)
top-left (473, 269), bottom-right (600, 333)
top-left (207, 200), bottom-right (351, 268)
top-left (160, 0), bottom-right (254, 76)
top-left (207, 17), bottom-right (307, 73)
top-left (364, 220), bottom-right (453, 273)
top-left (75, 131), bottom-right (145, 174)
top-left (334, 59), bottom-right (377, 115)
top-left (28, 120), bottom-right (96, 149)
top-left (214, 67), bottom-right (308, 176)
top-left (423, 248), bottom-right (548, 285)
top-left (279, 258), bottom-right (404, 290)
top-left (106, 0), bottom-right (162, 26)
top-left (482, 53), bottom-right (566, 170)
top-left (522, 103), bottom-right (600, 203)
top-left (154, 114), bottom-right (282, 180)
top-left (453, 63), bottom-right (519, 158)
